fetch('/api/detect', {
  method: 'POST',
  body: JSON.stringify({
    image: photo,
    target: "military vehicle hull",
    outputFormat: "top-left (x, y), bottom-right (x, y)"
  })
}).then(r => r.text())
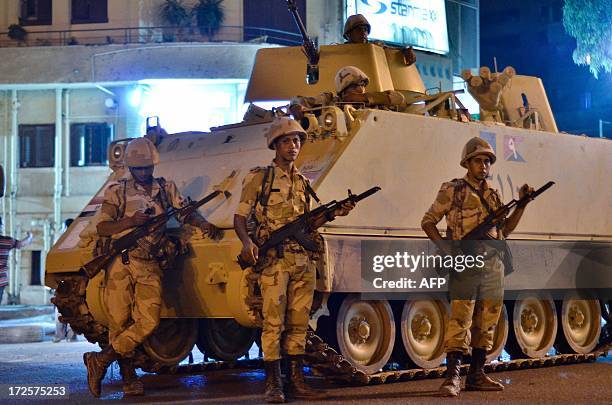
top-left (46, 107), bottom-right (611, 373)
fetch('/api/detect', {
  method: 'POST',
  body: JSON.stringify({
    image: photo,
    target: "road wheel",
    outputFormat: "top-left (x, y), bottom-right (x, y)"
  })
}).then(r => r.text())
top-left (196, 318), bottom-right (257, 361)
top-left (486, 303), bottom-right (509, 362)
top-left (555, 296), bottom-right (601, 354)
top-left (142, 318), bottom-right (198, 365)
top-left (394, 297), bottom-right (448, 368)
top-left (507, 294), bottom-right (557, 358)
top-left (335, 295), bottom-right (395, 374)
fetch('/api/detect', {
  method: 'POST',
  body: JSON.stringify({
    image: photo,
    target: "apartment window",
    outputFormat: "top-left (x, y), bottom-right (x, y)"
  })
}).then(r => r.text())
top-left (70, 123), bottom-right (113, 167)
top-left (19, 124), bottom-right (55, 168)
top-left (19, 0), bottom-right (52, 26)
top-left (30, 251), bottom-right (41, 286)
top-left (71, 0), bottom-right (108, 24)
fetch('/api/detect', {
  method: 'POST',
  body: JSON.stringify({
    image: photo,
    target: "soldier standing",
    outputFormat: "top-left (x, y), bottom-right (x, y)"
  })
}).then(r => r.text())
top-left (343, 14), bottom-right (417, 65)
top-left (84, 137), bottom-right (218, 397)
top-left (290, 66), bottom-right (405, 120)
top-left (421, 137), bottom-right (534, 397)
top-left (234, 117), bottom-right (353, 403)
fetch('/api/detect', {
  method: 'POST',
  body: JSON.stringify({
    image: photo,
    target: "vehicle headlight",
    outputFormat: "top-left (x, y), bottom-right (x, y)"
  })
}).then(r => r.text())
top-left (323, 112), bottom-right (336, 131)
top-left (112, 145), bottom-right (123, 160)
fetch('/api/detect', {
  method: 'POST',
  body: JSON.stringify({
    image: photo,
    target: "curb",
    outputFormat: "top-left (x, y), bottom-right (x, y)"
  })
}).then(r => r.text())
top-left (0, 305), bottom-right (55, 321)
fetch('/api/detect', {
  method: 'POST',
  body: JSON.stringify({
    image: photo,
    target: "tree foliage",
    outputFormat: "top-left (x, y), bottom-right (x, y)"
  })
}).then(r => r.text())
top-left (563, 0), bottom-right (612, 78)
top-left (193, 0), bottom-right (225, 40)
top-left (159, 0), bottom-right (191, 27)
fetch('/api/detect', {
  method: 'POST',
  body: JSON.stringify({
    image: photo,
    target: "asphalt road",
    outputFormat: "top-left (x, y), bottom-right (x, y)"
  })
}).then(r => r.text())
top-left (0, 339), bottom-right (610, 404)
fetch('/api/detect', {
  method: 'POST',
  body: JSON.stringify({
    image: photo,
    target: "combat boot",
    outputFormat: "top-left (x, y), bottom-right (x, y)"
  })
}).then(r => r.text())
top-left (264, 360), bottom-right (285, 403)
top-left (465, 348), bottom-right (504, 391)
top-left (285, 355), bottom-right (326, 399)
top-left (83, 345), bottom-right (120, 398)
top-left (438, 351), bottom-right (462, 397)
top-left (119, 358), bottom-right (144, 396)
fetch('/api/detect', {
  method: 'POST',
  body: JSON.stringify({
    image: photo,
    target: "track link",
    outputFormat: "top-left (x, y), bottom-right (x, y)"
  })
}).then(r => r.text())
top-left (304, 330), bottom-right (611, 385)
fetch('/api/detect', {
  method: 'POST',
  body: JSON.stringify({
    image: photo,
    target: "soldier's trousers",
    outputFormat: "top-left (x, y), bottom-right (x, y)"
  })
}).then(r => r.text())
top-left (259, 251), bottom-right (315, 361)
top-left (104, 255), bottom-right (162, 357)
top-left (445, 255), bottom-right (504, 353)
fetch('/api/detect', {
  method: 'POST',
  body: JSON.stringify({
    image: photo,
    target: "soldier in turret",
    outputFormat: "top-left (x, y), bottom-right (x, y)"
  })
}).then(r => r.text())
top-left (234, 117), bottom-right (353, 403)
top-left (343, 14), bottom-right (417, 66)
top-left (83, 137), bottom-right (218, 398)
top-left (290, 66), bottom-right (406, 120)
top-left (421, 137), bottom-right (534, 397)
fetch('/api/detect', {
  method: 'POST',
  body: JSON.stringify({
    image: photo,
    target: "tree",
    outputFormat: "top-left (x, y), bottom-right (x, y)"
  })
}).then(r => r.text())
top-left (563, 0), bottom-right (612, 78)
top-left (193, 0), bottom-right (225, 41)
top-left (159, 0), bottom-right (191, 27)
top-left (159, 0), bottom-right (192, 41)
top-left (8, 24), bottom-right (28, 44)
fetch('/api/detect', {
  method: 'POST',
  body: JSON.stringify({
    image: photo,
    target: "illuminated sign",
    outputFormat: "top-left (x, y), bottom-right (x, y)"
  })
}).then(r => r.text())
top-left (346, 0), bottom-right (449, 55)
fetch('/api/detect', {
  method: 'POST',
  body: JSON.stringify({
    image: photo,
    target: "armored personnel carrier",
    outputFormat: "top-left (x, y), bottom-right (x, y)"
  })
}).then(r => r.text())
top-left (46, 42), bottom-right (611, 381)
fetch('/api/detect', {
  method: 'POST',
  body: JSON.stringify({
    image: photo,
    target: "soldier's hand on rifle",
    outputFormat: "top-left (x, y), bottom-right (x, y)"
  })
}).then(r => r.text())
top-left (518, 184), bottom-right (535, 208)
top-left (334, 201), bottom-right (355, 217)
top-left (402, 46), bottom-right (417, 66)
top-left (240, 239), bottom-right (259, 266)
top-left (199, 221), bottom-right (221, 240)
top-left (129, 211), bottom-right (150, 227)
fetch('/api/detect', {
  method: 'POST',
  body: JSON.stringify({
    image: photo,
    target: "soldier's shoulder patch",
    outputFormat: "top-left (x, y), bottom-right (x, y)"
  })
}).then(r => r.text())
top-left (249, 166), bottom-right (267, 174)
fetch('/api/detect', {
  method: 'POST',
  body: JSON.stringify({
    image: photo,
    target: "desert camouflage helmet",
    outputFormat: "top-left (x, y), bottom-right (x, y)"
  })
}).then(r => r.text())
top-left (266, 117), bottom-right (307, 150)
top-left (343, 14), bottom-right (371, 40)
top-left (460, 137), bottom-right (496, 168)
top-left (335, 66), bottom-right (369, 94)
top-left (124, 137), bottom-right (160, 167)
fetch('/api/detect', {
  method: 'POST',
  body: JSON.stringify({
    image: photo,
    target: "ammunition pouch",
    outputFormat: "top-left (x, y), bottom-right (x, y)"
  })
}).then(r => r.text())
top-left (156, 235), bottom-right (188, 271)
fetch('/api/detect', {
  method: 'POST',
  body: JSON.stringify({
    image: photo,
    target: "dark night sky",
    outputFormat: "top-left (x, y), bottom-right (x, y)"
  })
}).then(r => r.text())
top-left (479, 0), bottom-right (611, 137)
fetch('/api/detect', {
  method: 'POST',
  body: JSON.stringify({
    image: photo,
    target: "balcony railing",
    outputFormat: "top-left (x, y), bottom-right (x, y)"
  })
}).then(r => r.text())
top-left (0, 25), bottom-right (303, 48)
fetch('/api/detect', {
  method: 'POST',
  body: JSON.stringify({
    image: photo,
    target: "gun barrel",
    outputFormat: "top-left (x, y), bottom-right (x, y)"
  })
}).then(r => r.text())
top-left (531, 181), bottom-right (555, 199)
top-left (287, 1), bottom-right (308, 38)
top-left (353, 186), bottom-right (382, 203)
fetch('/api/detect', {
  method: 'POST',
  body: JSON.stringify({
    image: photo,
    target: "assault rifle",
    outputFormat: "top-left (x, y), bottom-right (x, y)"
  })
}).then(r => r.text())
top-left (287, 0), bottom-right (320, 84)
top-left (82, 189), bottom-right (228, 279)
top-left (460, 181), bottom-right (555, 275)
top-left (238, 186), bottom-right (381, 270)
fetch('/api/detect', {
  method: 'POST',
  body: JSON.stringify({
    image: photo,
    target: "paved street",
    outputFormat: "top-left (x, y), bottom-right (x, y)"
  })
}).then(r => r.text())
top-left (0, 339), bottom-right (610, 404)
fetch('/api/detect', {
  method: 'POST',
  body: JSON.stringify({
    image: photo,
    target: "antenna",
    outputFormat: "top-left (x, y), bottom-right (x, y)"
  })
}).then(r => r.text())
top-left (493, 57), bottom-right (498, 74)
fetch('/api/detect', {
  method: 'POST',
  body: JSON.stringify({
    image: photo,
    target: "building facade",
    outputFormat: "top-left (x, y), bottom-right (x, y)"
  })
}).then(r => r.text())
top-left (0, 0), bottom-right (479, 304)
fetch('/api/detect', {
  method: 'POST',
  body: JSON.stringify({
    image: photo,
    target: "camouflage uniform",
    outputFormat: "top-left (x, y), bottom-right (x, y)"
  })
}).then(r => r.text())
top-left (236, 161), bottom-right (316, 361)
top-left (98, 177), bottom-right (190, 356)
top-left (421, 174), bottom-right (505, 354)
